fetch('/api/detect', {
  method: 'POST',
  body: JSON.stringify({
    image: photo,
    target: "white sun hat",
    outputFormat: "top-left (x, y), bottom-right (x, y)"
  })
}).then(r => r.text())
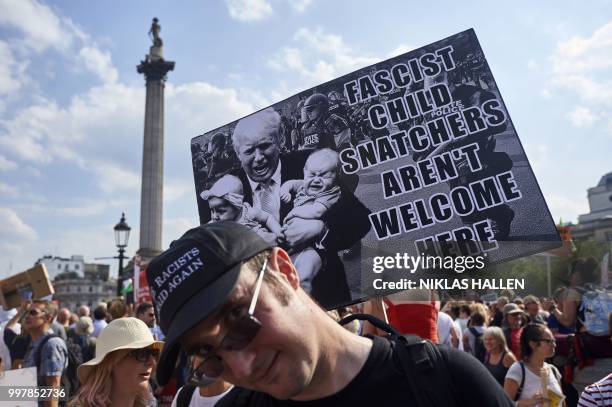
top-left (77, 317), bottom-right (164, 383)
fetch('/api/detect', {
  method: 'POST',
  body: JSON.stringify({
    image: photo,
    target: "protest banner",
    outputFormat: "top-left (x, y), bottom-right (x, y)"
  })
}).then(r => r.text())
top-left (0, 265), bottom-right (54, 310)
top-left (0, 367), bottom-right (37, 407)
top-left (190, 29), bottom-right (560, 309)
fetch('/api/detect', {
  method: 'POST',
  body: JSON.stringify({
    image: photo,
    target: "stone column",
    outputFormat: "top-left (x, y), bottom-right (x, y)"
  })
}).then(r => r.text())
top-left (136, 46), bottom-right (174, 262)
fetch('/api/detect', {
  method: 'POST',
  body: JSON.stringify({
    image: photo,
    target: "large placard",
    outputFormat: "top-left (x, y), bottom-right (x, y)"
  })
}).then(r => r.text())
top-left (191, 29), bottom-right (559, 309)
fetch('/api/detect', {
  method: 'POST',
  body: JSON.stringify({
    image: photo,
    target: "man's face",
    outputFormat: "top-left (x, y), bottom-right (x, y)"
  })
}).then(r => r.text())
top-left (304, 104), bottom-right (325, 121)
top-left (303, 157), bottom-right (337, 196)
top-left (138, 308), bottom-right (156, 328)
top-left (234, 131), bottom-right (280, 183)
top-left (525, 301), bottom-right (539, 316)
top-left (24, 303), bottom-right (50, 331)
top-left (506, 312), bottom-right (522, 329)
top-left (180, 270), bottom-right (315, 400)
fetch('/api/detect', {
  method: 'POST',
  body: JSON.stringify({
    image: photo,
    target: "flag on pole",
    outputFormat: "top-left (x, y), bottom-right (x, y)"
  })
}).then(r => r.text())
top-left (121, 278), bottom-right (133, 294)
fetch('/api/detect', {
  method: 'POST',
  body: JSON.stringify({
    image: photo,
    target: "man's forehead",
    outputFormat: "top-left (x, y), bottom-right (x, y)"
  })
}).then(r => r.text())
top-left (236, 131), bottom-right (276, 148)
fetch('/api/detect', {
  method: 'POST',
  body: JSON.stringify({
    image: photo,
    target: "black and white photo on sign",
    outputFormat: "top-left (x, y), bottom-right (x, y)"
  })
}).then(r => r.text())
top-left (191, 29), bottom-right (560, 309)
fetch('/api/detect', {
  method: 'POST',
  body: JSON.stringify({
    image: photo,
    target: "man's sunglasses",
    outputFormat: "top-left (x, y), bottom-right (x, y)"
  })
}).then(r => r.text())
top-left (128, 347), bottom-right (161, 363)
top-left (26, 309), bottom-right (47, 317)
top-left (189, 258), bottom-right (267, 382)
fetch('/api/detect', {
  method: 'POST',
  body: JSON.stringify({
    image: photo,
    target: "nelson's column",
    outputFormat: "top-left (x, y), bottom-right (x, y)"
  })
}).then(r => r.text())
top-left (136, 18), bottom-right (174, 262)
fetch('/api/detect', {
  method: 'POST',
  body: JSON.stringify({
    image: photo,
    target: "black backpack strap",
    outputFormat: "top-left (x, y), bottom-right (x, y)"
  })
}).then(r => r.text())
top-left (468, 327), bottom-right (482, 337)
top-left (339, 313), bottom-right (399, 335)
top-left (176, 384), bottom-right (197, 407)
top-left (515, 362), bottom-right (525, 401)
top-left (393, 336), bottom-right (458, 407)
top-left (340, 314), bottom-right (458, 407)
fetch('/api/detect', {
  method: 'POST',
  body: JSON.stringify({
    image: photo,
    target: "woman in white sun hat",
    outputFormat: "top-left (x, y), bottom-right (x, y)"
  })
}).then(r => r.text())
top-left (69, 317), bottom-right (163, 407)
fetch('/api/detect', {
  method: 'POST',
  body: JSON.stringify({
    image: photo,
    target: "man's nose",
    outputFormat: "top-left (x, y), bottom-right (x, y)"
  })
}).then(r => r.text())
top-left (253, 148), bottom-right (268, 163)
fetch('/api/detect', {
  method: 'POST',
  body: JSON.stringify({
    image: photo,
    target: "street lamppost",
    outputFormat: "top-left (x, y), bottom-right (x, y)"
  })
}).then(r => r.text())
top-left (114, 213), bottom-right (131, 296)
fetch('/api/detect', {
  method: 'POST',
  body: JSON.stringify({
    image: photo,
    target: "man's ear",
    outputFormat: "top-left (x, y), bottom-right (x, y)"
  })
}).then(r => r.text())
top-left (269, 247), bottom-right (300, 289)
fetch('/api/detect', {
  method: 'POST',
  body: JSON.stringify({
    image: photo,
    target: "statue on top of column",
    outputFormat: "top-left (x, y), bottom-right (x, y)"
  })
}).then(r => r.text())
top-left (147, 17), bottom-right (164, 61)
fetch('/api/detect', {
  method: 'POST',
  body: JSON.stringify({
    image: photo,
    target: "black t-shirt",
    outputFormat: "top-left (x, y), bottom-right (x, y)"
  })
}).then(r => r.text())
top-left (3, 329), bottom-right (31, 360)
top-left (217, 336), bottom-right (513, 406)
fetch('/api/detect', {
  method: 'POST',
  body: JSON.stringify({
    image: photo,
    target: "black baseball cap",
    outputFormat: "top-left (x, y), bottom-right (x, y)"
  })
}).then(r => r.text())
top-left (146, 221), bottom-right (273, 384)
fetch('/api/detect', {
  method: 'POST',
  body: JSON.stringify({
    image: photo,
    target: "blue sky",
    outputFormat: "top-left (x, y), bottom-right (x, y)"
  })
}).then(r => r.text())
top-left (1, 0), bottom-right (611, 278)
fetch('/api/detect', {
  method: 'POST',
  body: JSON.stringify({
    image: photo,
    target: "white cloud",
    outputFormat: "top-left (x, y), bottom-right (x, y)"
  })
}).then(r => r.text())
top-left (527, 59), bottom-right (539, 71)
top-left (268, 27), bottom-right (379, 84)
top-left (164, 179), bottom-right (194, 203)
top-left (0, 154), bottom-right (17, 170)
top-left (289, 0), bottom-right (312, 13)
top-left (78, 46), bottom-right (118, 84)
top-left (568, 106), bottom-right (599, 128)
top-left (0, 181), bottom-right (19, 197)
top-left (546, 194), bottom-right (589, 224)
top-left (540, 88), bottom-right (552, 99)
top-left (0, 40), bottom-right (28, 95)
top-left (523, 143), bottom-right (549, 175)
top-left (0, 0), bottom-right (76, 52)
top-left (225, 0), bottom-right (273, 21)
top-left (163, 217), bottom-right (199, 247)
top-left (0, 207), bottom-right (37, 241)
top-left (0, 83), bottom-right (143, 166)
top-left (167, 82), bottom-right (255, 133)
top-left (386, 44), bottom-right (415, 58)
top-left (549, 21), bottom-right (612, 105)
top-left (92, 161), bottom-right (141, 194)
top-left (55, 200), bottom-right (122, 217)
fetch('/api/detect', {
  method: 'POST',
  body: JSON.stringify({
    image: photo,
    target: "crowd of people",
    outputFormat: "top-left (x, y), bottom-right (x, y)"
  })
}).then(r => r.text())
top-left (1, 229), bottom-right (610, 407)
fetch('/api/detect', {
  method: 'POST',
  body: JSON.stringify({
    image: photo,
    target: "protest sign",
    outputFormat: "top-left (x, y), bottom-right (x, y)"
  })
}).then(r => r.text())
top-left (191, 29), bottom-right (560, 309)
top-left (0, 367), bottom-right (37, 407)
top-left (0, 265), bottom-right (54, 310)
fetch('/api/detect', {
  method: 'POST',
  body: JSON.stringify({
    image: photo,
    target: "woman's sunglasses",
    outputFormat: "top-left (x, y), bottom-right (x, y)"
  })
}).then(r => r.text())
top-left (128, 347), bottom-right (161, 363)
top-left (189, 258), bottom-right (268, 382)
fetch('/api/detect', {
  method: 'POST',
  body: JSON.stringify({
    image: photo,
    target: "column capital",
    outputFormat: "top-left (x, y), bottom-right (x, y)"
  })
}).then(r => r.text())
top-left (137, 58), bottom-right (175, 82)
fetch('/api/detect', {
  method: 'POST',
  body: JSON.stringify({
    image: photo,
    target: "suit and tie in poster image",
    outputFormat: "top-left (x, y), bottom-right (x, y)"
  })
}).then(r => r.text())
top-left (191, 29), bottom-right (560, 309)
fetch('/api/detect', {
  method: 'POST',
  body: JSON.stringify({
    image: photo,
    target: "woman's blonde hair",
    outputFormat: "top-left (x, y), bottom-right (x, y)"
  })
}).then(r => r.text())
top-left (483, 326), bottom-right (510, 354)
top-left (68, 349), bottom-right (153, 407)
top-left (469, 303), bottom-right (490, 326)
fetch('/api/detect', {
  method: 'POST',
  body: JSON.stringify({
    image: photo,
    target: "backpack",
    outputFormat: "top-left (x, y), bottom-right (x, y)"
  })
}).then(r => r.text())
top-left (176, 384), bottom-right (197, 407)
top-left (72, 335), bottom-right (96, 363)
top-left (578, 286), bottom-right (612, 336)
top-left (468, 327), bottom-right (486, 363)
top-left (35, 334), bottom-right (83, 403)
top-left (339, 313), bottom-right (458, 407)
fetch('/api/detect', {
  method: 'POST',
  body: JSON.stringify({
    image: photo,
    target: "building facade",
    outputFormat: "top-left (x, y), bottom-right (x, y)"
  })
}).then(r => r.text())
top-left (36, 255), bottom-right (117, 310)
top-left (52, 271), bottom-right (116, 311)
top-left (573, 172), bottom-right (612, 241)
top-left (37, 255), bottom-right (85, 281)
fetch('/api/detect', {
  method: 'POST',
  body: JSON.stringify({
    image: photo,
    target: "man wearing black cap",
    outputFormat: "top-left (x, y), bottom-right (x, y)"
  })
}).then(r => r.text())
top-left (147, 222), bottom-right (513, 406)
